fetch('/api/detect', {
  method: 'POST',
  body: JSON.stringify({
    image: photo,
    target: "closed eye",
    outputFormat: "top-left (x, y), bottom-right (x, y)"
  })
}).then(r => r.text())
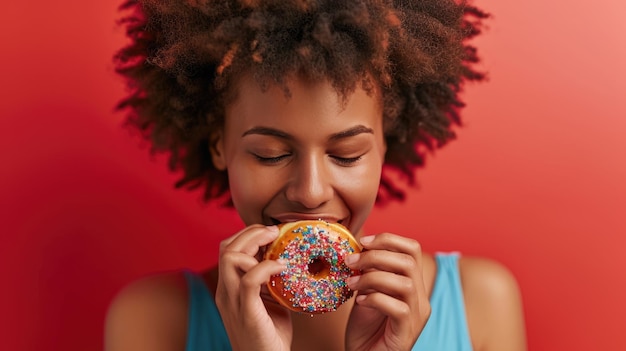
top-left (254, 154), bottom-right (291, 164)
top-left (331, 155), bottom-right (362, 166)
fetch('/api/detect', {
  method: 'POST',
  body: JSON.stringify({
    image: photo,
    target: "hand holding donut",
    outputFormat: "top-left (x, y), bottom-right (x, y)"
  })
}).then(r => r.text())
top-left (215, 224), bottom-right (292, 351)
top-left (344, 233), bottom-right (431, 351)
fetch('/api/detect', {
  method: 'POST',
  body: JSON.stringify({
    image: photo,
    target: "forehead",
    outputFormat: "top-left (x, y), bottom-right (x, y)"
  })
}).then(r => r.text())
top-left (224, 74), bottom-right (383, 131)
top-left (222, 76), bottom-right (383, 142)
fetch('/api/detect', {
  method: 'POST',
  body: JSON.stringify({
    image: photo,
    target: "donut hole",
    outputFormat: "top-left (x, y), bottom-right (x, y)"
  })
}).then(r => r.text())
top-left (308, 257), bottom-right (330, 278)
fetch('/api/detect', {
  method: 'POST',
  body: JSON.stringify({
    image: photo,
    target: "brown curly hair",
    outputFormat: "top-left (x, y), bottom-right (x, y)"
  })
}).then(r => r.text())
top-left (114, 0), bottom-right (488, 204)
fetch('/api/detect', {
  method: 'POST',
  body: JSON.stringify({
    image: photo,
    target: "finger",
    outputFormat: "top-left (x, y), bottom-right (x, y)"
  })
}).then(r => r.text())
top-left (359, 233), bottom-right (423, 268)
top-left (217, 252), bottom-right (260, 304)
top-left (354, 291), bottom-right (412, 323)
top-left (220, 224), bottom-right (279, 257)
top-left (221, 224), bottom-right (278, 252)
top-left (219, 224), bottom-right (255, 247)
top-left (347, 271), bottom-right (418, 301)
top-left (355, 292), bottom-right (430, 350)
top-left (345, 250), bottom-right (417, 278)
top-left (360, 233), bottom-right (421, 254)
top-left (220, 251), bottom-right (261, 276)
top-left (240, 259), bottom-right (287, 312)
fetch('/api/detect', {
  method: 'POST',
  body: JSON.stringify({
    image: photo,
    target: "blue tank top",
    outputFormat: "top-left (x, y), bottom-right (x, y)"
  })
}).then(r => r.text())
top-left (183, 252), bottom-right (472, 351)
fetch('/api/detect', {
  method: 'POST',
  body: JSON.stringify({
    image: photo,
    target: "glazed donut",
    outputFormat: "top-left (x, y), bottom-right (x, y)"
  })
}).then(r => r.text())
top-left (264, 220), bottom-right (362, 314)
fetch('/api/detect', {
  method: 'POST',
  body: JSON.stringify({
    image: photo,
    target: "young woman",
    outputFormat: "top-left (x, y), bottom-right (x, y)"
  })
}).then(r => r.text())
top-left (105, 1), bottom-right (526, 350)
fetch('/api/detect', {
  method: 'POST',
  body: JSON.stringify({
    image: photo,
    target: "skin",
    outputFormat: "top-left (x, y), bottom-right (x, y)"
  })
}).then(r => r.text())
top-left (210, 75), bottom-right (429, 350)
top-left (104, 75), bottom-right (527, 351)
top-left (210, 74), bottom-right (386, 235)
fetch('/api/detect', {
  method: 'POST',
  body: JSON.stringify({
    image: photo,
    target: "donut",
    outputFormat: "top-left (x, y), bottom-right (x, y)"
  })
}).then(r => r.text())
top-left (264, 220), bottom-right (362, 314)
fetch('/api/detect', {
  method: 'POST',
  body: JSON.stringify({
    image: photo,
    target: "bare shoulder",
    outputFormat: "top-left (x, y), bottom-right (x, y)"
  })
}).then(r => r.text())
top-left (104, 271), bottom-right (189, 351)
top-left (459, 256), bottom-right (527, 351)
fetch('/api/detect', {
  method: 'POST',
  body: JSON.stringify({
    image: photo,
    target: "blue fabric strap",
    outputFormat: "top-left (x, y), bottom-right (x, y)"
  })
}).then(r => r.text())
top-left (183, 270), bottom-right (232, 351)
top-left (412, 252), bottom-right (473, 350)
top-left (184, 252), bottom-right (472, 350)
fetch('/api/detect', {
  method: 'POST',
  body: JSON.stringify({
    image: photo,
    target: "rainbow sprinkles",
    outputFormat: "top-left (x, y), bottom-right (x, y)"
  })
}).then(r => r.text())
top-left (275, 223), bottom-right (358, 313)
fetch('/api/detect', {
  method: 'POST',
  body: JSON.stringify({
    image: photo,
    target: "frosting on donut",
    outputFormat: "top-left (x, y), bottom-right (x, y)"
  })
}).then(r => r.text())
top-left (265, 221), bottom-right (361, 313)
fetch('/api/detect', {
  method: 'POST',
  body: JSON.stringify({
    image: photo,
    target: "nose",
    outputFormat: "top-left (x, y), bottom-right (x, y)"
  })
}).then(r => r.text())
top-left (285, 154), bottom-right (334, 209)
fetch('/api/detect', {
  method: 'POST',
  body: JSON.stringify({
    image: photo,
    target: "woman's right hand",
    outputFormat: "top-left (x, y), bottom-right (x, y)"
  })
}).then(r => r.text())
top-left (215, 224), bottom-right (292, 351)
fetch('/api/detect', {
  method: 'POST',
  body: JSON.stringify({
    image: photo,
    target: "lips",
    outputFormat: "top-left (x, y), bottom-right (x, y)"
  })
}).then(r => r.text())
top-left (268, 214), bottom-right (347, 227)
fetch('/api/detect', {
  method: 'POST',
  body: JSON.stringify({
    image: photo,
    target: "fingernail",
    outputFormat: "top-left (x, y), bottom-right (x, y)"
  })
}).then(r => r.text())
top-left (277, 258), bottom-right (287, 265)
top-left (360, 235), bottom-right (374, 245)
top-left (344, 253), bottom-right (360, 266)
top-left (267, 225), bottom-right (279, 233)
top-left (356, 295), bottom-right (366, 303)
top-left (346, 275), bottom-right (360, 288)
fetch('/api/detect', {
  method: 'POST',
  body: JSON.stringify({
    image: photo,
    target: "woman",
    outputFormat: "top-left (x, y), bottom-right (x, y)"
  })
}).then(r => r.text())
top-left (106, 1), bottom-right (526, 350)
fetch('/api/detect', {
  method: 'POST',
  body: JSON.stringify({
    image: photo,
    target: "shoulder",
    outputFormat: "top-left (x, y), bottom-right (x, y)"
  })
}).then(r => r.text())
top-left (104, 271), bottom-right (190, 351)
top-left (458, 256), bottom-right (527, 351)
top-left (458, 256), bottom-right (522, 305)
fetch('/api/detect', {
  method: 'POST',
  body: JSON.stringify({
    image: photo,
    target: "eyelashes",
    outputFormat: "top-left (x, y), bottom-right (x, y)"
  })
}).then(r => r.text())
top-left (252, 154), bottom-right (363, 166)
top-left (253, 154), bottom-right (290, 164)
top-left (331, 155), bottom-right (362, 166)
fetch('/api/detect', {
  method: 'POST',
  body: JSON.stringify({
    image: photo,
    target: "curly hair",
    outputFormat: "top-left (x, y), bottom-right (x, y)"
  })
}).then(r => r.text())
top-left (114, 0), bottom-right (488, 204)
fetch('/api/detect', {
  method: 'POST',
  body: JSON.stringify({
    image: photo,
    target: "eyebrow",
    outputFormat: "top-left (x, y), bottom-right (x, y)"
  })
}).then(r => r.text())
top-left (242, 126), bottom-right (293, 140)
top-left (328, 125), bottom-right (374, 141)
top-left (242, 125), bottom-right (374, 141)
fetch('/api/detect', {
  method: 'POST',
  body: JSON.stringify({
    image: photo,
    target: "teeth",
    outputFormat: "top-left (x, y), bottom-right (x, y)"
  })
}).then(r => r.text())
top-left (269, 218), bottom-right (345, 225)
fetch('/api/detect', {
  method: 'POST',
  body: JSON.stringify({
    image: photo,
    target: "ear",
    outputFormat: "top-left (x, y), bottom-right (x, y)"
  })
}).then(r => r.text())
top-left (209, 131), bottom-right (227, 171)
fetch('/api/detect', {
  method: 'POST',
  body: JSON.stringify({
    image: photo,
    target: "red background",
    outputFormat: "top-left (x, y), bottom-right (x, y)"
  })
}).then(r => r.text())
top-left (2, 1), bottom-right (625, 350)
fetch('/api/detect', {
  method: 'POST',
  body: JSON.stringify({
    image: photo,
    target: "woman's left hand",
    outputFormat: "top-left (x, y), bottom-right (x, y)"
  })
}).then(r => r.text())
top-left (344, 233), bottom-right (431, 351)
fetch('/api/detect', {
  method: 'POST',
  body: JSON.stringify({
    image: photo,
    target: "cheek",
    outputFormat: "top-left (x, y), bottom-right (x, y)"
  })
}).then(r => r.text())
top-left (351, 169), bottom-right (380, 203)
top-left (336, 160), bottom-right (383, 225)
top-left (227, 162), bottom-right (281, 224)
